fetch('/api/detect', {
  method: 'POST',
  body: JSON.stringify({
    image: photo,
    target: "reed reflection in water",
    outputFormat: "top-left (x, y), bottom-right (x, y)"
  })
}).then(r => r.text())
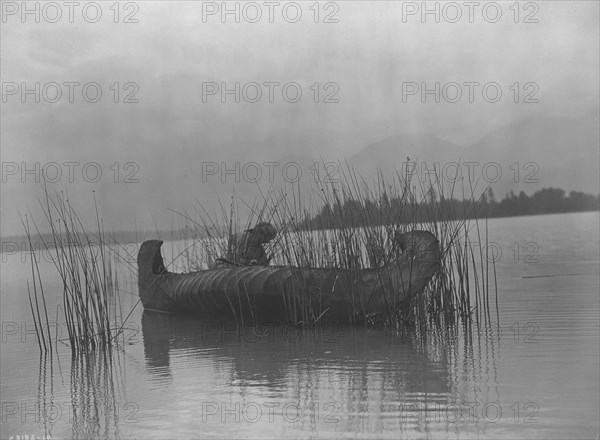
top-left (136, 311), bottom-right (502, 439)
top-left (34, 343), bottom-right (132, 440)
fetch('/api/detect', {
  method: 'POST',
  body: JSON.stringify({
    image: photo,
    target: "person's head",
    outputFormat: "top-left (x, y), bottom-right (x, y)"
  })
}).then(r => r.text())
top-left (393, 230), bottom-right (439, 260)
top-left (245, 222), bottom-right (277, 243)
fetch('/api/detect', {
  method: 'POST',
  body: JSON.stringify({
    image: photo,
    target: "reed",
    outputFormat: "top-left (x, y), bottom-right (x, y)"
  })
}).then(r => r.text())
top-left (170, 160), bottom-right (497, 329)
top-left (23, 187), bottom-right (129, 353)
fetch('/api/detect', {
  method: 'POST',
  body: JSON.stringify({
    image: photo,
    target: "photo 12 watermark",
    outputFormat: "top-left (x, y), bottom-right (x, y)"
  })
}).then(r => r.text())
top-left (401, 160), bottom-right (540, 185)
top-left (1, 162), bottom-right (140, 184)
top-left (396, 401), bottom-right (539, 424)
top-left (2, 82), bottom-right (140, 104)
top-left (400, 1), bottom-right (539, 24)
top-left (401, 82), bottom-right (539, 104)
top-left (1, 1), bottom-right (140, 24)
top-left (200, 400), bottom-right (340, 424)
top-left (498, 322), bottom-right (540, 343)
top-left (201, 81), bottom-right (339, 104)
top-left (447, 241), bottom-right (541, 265)
top-left (200, 1), bottom-right (340, 24)
top-left (1, 319), bottom-right (141, 345)
top-left (199, 321), bottom-right (340, 344)
top-left (2, 400), bottom-right (139, 424)
top-left (1, 239), bottom-right (141, 265)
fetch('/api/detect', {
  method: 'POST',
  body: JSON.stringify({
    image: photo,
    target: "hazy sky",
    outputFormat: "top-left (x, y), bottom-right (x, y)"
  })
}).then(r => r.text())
top-left (1, 1), bottom-right (599, 235)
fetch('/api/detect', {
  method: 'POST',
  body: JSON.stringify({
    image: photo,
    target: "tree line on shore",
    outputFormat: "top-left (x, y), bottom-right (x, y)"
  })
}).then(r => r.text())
top-left (302, 187), bottom-right (600, 230)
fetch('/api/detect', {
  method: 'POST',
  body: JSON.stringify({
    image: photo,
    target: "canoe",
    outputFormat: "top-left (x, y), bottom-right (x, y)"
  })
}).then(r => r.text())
top-left (137, 230), bottom-right (440, 324)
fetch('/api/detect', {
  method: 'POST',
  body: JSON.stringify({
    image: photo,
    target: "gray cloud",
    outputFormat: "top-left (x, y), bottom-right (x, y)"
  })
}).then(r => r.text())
top-left (1, 1), bottom-right (598, 235)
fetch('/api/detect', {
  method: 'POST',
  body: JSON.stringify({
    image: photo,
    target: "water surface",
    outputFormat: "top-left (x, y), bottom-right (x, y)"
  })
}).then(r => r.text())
top-left (1, 212), bottom-right (598, 439)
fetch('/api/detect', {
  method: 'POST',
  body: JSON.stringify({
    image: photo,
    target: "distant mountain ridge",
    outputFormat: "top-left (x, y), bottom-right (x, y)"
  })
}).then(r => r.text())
top-left (195, 110), bottom-right (599, 204)
top-left (346, 109), bottom-right (599, 197)
top-left (464, 108), bottom-right (599, 167)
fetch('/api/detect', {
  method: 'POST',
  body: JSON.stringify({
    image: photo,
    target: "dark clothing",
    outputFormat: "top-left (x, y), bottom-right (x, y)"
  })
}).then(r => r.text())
top-left (226, 222), bottom-right (277, 266)
top-left (227, 231), bottom-right (270, 265)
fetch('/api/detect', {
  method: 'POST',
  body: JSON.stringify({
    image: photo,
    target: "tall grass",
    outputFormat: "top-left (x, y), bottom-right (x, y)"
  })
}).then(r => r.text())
top-left (170, 161), bottom-right (497, 329)
top-left (23, 187), bottom-right (129, 353)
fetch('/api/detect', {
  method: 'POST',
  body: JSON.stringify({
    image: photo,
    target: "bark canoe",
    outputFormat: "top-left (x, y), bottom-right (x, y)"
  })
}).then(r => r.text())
top-left (137, 230), bottom-right (441, 324)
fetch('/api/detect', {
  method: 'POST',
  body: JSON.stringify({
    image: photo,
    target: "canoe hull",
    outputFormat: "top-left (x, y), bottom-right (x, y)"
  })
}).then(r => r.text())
top-left (137, 231), bottom-right (440, 324)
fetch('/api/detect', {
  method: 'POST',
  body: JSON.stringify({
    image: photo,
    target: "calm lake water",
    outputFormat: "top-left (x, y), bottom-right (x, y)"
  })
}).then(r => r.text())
top-left (1, 212), bottom-right (599, 439)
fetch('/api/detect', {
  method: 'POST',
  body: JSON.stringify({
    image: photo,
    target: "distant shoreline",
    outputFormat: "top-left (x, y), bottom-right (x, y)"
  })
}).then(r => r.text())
top-left (301, 187), bottom-right (600, 231)
top-left (2, 206), bottom-right (598, 252)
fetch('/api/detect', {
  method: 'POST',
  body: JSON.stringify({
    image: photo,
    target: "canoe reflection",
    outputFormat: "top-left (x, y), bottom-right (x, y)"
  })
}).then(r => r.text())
top-left (142, 310), bottom-right (447, 387)
top-left (140, 310), bottom-right (494, 436)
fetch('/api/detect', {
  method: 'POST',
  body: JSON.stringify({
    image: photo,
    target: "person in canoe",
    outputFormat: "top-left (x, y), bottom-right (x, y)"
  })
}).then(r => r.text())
top-left (224, 221), bottom-right (277, 266)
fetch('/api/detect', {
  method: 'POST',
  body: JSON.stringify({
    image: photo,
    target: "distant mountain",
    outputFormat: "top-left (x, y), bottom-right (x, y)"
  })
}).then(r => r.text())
top-left (465, 109), bottom-right (599, 167)
top-left (346, 109), bottom-right (599, 197)
top-left (349, 133), bottom-right (465, 174)
top-left (464, 109), bottom-right (599, 196)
